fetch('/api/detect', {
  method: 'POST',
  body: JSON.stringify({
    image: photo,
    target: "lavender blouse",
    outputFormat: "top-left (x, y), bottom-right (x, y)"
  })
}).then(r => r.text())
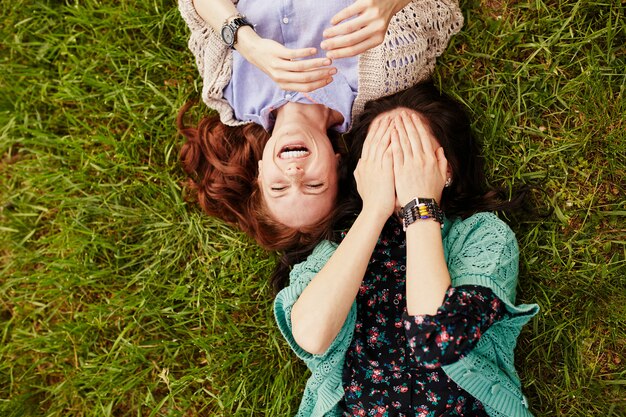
top-left (223, 0), bottom-right (358, 133)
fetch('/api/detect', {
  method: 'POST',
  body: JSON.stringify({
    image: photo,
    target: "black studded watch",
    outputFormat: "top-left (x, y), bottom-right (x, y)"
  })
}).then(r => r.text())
top-left (220, 15), bottom-right (254, 49)
top-left (400, 197), bottom-right (444, 231)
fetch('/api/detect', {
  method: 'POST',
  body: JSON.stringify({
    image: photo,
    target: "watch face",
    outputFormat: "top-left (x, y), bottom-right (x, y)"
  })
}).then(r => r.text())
top-left (221, 26), bottom-right (235, 46)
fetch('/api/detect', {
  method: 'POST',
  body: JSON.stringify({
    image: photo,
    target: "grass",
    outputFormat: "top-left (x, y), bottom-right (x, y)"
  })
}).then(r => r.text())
top-left (1, 0), bottom-right (624, 416)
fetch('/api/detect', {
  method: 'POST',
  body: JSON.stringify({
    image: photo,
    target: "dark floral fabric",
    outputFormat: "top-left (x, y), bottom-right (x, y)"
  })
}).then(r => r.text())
top-left (341, 219), bottom-right (507, 416)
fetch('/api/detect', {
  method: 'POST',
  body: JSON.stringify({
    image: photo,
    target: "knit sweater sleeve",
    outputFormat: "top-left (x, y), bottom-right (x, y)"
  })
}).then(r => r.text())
top-left (274, 240), bottom-right (357, 417)
top-left (442, 213), bottom-right (539, 417)
top-left (351, 0), bottom-right (463, 125)
top-left (177, 0), bottom-right (248, 126)
top-left (444, 212), bottom-right (521, 307)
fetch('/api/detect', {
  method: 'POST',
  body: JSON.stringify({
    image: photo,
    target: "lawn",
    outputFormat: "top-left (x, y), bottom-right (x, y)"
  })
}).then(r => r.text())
top-left (1, 0), bottom-right (624, 416)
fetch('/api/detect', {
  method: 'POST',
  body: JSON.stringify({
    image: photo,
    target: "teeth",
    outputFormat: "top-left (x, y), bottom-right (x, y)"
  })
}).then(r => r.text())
top-left (280, 150), bottom-right (310, 159)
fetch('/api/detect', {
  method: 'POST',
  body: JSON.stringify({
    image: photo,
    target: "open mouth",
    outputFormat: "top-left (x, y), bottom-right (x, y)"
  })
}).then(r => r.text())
top-left (279, 144), bottom-right (310, 159)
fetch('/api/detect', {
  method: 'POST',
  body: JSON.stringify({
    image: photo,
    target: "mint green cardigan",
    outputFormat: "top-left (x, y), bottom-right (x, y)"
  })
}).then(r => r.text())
top-left (274, 212), bottom-right (539, 417)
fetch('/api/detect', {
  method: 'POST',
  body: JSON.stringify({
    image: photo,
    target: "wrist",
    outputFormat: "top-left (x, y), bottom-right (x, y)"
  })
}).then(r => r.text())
top-left (400, 197), bottom-right (444, 231)
top-left (233, 26), bottom-right (259, 57)
top-left (398, 192), bottom-right (441, 207)
top-left (221, 15), bottom-right (255, 49)
top-left (360, 203), bottom-right (392, 226)
top-left (404, 217), bottom-right (442, 233)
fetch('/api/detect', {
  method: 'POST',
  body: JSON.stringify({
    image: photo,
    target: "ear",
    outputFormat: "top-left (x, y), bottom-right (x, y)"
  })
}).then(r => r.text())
top-left (436, 147), bottom-right (448, 180)
top-left (257, 159), bottom-right (263, 175)
top-left (335, 153), bottom-right (342, 163)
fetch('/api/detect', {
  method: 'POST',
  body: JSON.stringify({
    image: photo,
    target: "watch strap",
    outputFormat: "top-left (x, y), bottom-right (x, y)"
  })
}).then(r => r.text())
top-left (221, 15), bottom-right (253, 48)
top-left (401, 197), bottom-right (444, 231)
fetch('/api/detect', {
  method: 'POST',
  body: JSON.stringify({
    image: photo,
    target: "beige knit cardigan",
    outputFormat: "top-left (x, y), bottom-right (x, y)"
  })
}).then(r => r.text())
top-left (178, 0), bottom-right (463, 129)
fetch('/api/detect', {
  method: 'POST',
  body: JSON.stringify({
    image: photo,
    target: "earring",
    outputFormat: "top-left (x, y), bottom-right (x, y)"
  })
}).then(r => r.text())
top-left (444, 177), bottom-right (453, 188)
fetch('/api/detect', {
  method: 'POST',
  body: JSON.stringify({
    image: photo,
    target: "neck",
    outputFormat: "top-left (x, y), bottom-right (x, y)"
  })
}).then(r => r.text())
top-left (274, 102), bottom-right (343, 131)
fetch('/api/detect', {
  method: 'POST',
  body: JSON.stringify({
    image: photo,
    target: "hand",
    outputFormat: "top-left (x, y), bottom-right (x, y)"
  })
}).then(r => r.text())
top-left (354, 116), bottom-right (396, 220)
top-left (391, 112), bottom-right (448, 207)
top-left (236, 29), bottom-right (337, 93)
top-left (320, 0), bottom-right (411, 59)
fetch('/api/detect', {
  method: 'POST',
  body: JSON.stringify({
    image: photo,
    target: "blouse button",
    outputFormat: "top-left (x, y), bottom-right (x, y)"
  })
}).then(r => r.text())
top-left (282, 17), bottom-right (289, 24)
top-left (400, 265), bottom-right (406, 271)
top-left (393, 299), bottom-right (400, 306)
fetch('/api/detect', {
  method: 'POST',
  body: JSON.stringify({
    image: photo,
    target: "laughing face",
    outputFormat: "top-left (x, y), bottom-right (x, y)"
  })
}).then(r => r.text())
top-left (257, 121), bottom-right (341, 229)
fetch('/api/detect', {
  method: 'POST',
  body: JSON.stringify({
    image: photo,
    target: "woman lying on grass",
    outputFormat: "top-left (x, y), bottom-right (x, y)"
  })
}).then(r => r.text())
top-left (273, 82), bottom-right (539, 416)
top-left (176, 0), bottom-right (462, 250)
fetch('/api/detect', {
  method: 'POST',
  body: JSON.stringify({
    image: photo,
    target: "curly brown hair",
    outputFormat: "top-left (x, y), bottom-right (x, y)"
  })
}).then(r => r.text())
top-left (176, 102), bottom-right (343, 251)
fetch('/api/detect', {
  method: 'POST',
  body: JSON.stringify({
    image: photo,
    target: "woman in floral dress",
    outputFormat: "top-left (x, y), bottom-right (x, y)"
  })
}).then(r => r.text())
top-left (274, 82), bottom-right (539, 417)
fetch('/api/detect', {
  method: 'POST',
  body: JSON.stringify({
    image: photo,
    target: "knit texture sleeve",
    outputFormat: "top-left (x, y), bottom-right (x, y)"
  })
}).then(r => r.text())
top-left (351, 0), bottom-right (463, 126)
top-left (274, 240), bottom-right (357, 417)
top-left (445, 212), bottom-right (520, 307)
top-left (442, 213), bottom-right (539, 417)
top-left (177, 0), bottom-right (248, 126)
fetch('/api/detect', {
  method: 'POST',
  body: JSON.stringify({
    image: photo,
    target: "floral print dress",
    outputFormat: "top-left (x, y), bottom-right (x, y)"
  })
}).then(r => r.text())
top-left (340, 219), bottom-right (507, 417)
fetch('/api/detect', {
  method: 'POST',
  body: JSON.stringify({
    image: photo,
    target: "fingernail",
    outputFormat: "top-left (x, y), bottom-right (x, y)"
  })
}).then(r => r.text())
top-left (310, 48), bottom-right (317, 54)
top-left (323, 59), bottom-right (332, 66)
top-left (320, 41), bottom-right (328, 49)
top-left (326, 52), bottom-right (335, 59)
top-left (329, 68), bottom-right (337, 75)
top-left (326, 78), bottom-right (333, 84)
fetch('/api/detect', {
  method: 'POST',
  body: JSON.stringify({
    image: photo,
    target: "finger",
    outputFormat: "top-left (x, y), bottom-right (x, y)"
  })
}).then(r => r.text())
top-left (323, 14), bottom-right (367, 39)
top-left (400, 111), bottom-right (424, 157)
top-left (326, 37), bottom-right (384, 59)
top-left (280, 57), bottom-right (333, 72)
top-left (273, 66), bottom-right (337, 84)
top-left (361, 116), bottom-right (385, 160)
top-left (367, 117), bottom-right (393, 162)
top-left (329, 2), bottom-right (365, 26)
top-left (368, 116), bottom-right (393, 157)
top-left (321, 26), bottom-right (376, 51)
top-left (277, 46), bottom-right (318, 60)
top-left (391, 126), bottom-right (403, 169)
top-left (382, 145), bottom-right (393, 173)
top-left (373, 126), bottom-right (392, 163)
top-left (412, 113), bottom-right (436, 158)
top-left (394, 115), bottom-right (414, 160)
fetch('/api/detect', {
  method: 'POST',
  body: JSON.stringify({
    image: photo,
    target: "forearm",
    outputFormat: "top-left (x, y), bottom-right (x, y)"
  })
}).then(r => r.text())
top-left (405, 220), bottom-right (451, 315)
top-left (291, 209), bottom-right (387, 354)
top-left (191, 0), bottom-right (258, 51)
top-left (191, 0), bottom-right (239, 33)
top-left (404, 286), bottom-right (507, 368)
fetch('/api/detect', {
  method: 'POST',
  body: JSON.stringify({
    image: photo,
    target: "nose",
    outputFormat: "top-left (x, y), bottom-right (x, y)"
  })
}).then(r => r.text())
top-left (285, 164), bottom-right (304, 181)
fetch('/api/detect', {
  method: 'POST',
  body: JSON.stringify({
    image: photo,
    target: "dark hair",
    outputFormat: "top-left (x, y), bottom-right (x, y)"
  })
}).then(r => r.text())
top-left (176, 101), bottom-right (346, 251)
top-left (270, 81), bottom-right (536, 292)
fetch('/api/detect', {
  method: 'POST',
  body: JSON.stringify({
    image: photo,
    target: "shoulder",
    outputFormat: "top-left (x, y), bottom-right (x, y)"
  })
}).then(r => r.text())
top-left (289, 240), bottom-right (338, 287)
top-left (275, 240), bottom-right (338, 317)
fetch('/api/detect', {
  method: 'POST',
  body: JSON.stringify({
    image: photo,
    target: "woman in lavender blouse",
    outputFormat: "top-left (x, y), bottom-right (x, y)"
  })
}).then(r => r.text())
top-left (177, 0), bottom-right (463, 250)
